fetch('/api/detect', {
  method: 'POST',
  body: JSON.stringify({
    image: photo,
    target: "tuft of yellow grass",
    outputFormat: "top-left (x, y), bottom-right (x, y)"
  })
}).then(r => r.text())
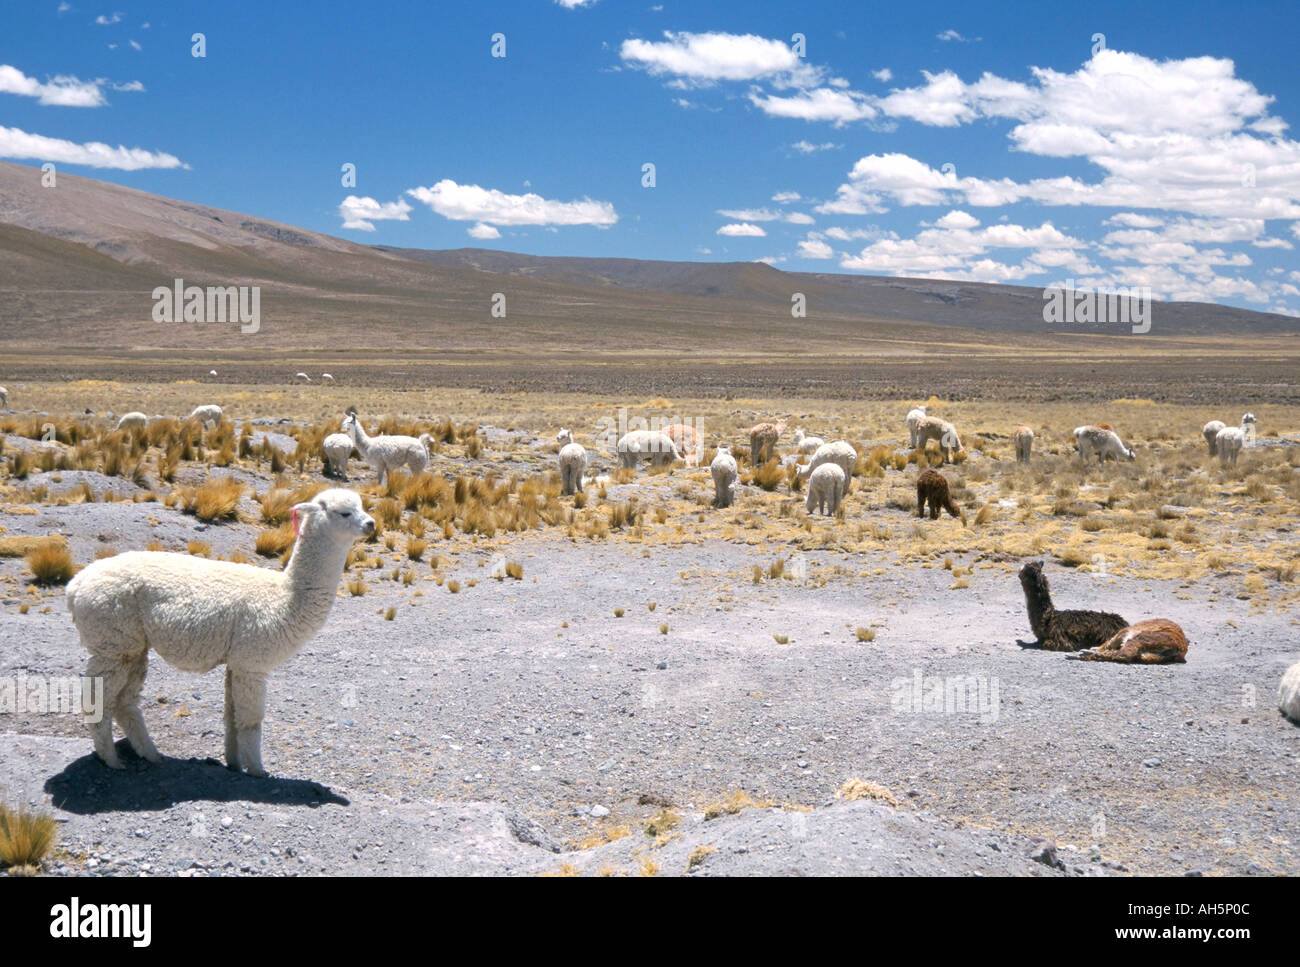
top-left (0, 535), bottom-right (63, 558)
top-left (0, 801), bottom-right (57, 869)
top-left (837, 778), bottom-right (903, 807)
top-left (27, 542), bottom-right (75, 585)
top-left (854, 627), bottom-right (876, 642)
top-left (643, 810), bottom-right (681, 838)
top-left (687, 845), bottom-right (716, 870)
top-left (255, 523), bottom-right (295, 558)
top-left (703, 789), bottom-right (769, 820)
top-left (189, 476), bottom-right (244, 522)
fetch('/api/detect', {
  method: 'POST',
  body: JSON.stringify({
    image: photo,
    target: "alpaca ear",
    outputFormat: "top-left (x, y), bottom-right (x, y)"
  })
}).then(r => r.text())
top-left (290, 501), bottom-right (321, 538)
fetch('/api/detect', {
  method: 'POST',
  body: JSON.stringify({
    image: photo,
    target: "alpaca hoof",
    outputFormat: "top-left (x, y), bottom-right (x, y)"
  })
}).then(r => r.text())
top-left (97, 752), bottom-right (125, 770)
top-left (243, 765), bottom-right (268, 778)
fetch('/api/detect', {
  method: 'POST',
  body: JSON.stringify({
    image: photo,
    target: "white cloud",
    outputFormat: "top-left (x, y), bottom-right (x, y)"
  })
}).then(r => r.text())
top-left (338, 195), bottom-right (412, 232)
top-left (129, 39), bottom-right (141, 51)
top-left (785, 211), bottom-right (815, 225)
top-left (1253, 237), bottom-right (1293, 249)
top-left (467, 222), bottom-right (501, 239)
top-left (621, 31), bottom-right (812, 86)
top-left (57, 2), bottom-right (71, 13)
top-left (791, 139), bottom-right (839, 153)
top-left (872, 68), bottom-right (892, 83)
top-left (717, 222), bottom-right (766, 237)
top-left (0, 65), bottom-right (109, 106)
top-left (934, 210), bottom-right (979, 230)
top-left (0, 124), bottom-right (185, 169)
top-left (798, 238), bottom-right (834, 259)
top-left (754, 255), bottom-right (786, 265)
top-left (771, 190), bottom-right (801, 203)
top-left (406, 179), bottom-right (618, 228)
top-left (95, 11), bottom-right (121, 25)
top-left (937, 29), bottom-right (978, 43)
top-left (1105, 212), bottom-right (1164, 229)
top-left (749, 87), bottom-right (876, 125)
top-left (556, 0), bottom-right (598, 6)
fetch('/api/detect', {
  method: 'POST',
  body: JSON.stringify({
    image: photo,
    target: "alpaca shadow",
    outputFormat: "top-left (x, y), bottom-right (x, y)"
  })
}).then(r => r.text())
top-left (44, 742), bottom-right (349, 815)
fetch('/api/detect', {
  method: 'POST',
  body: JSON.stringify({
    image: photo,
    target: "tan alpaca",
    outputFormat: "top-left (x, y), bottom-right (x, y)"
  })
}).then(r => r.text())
top-left (913, 416), bottom-right (963, 463)
top-left (748, 419), bottom-right (786, 465)
top-left (1013, 425), bottom-right (1034, 463)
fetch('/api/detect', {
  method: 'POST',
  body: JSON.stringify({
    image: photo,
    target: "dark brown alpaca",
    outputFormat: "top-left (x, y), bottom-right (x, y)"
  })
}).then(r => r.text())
top-left (1016, 561), bottom-right (1128, 651)
top-left (916, 469), bottom-right (966, 524)
top-left (1068, 619), bottom-right (1189, 664)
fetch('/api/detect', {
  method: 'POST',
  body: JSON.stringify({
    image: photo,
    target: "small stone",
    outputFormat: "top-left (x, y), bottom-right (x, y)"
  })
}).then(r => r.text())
top-left (221, 816), bottom-right (233, 828)
top-left (1142, 758), bottom-right (1161, 768)
top-left (655, 662), bottom-right (667, 670)
top-left (590, 805), bottom-right (610, 818)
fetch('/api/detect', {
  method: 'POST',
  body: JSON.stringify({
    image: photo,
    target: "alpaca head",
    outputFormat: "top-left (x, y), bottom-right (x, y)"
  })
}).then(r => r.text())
top-left (1018, 560), bottom-right (1050, 600)
top-left (556, 428), bottom-right (573, 446)
top-left (291, 488), bottom-right (375, 546)
top-left (1242, 412), bottom-right (1257, 426)
top-left (1123, 445), bottom-right (1136, 461)
top-left (793, 429), bottom-right (805, 443)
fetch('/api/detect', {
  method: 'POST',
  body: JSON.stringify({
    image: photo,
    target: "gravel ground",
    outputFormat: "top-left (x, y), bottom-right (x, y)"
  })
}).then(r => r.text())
top-left (1, 493), bottom-right (1297, 876)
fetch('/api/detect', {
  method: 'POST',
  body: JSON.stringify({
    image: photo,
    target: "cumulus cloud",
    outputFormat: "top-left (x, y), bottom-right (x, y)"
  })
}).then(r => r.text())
top-left (872, 68), bottom-right (893, 83)
top-left (621, 31), bottom-right (813, 86)
top-left (338, 195), bottom-right (412, 232)
top-left (555, 0), bottom-right (597, 7)
top-left (0, 64), bottom-right (112, 106)
top-left (798, 238), bottom-right (834, 259)
top-left (771, 190), bottom-right (801, 203)
top-left (749, 87), bottom-right (876, 125)
top-left (406, 179), bottom-right (618, 228)
top-left (95, 12), bottom-right (122, 25)
top-left (791, 139), bottom-right (839, 153)
top-left (467, 222), bottom-right (501, 239)
top-left (716, 222), bottom-right (766, 237)
top-left (0, 124), bottom-right (185, 169)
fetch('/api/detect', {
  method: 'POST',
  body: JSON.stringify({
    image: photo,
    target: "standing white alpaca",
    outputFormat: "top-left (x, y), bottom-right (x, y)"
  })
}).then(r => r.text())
top-left (805, 463), bottom-right (846, 516)
top-left (1203, 413), bottom-right (1254, 457)
top-left (797, 440), bottom-right (857, 498)
top-left (65, 489), bottom-right (375, 775)
top-left (1074, 425), bottom-right (1135, 464)
top-left (115, 412), bottom-right (148, 431)
top-left (342, 411), bottom-right (429, 485)
top-left (1013, 425), bottom-right (1034, 463)
top-left (0, 386), bottom-right (8, 409)
top-left (556, 428), bottom-right (587, 496)
top-left (616, 429), bottom-right (681, 469)
top-left (792, 429), bottom-right (824, 454)
top-left (1214, 413), bottom-right (1256, 467)
top-left (322, 432), bottom-right (355, 479)
top-left (187, 404), bottom-right (223, 427)
top-left (905, 406), bottom-right (927, 448)
top-left (1280, 659), bottom-right (1300, 723)
top-left (710, 444), bottom-right (738, 508)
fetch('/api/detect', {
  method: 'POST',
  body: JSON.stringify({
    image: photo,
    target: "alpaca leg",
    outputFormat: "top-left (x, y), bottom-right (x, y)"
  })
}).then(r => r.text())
top-left (228, 670), bottom-right (268, 777)
top-left (85, 653), bottom-right (131, 769)
top-left (224, 667), bottom-right (239, 769)
top-left (916, 484), bottom-right (925, 517)
top-left (114, 651), bottom-right (160, 762)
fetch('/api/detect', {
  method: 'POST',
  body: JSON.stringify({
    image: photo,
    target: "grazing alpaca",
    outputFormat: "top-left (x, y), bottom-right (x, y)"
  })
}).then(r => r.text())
top-left (661, 423), bottom-right (703, 468)
top-left (1016, 561), bottom-right (1128, 651)
top-left (1279, 660), bottom-right (1300, 723)
top-left (1068, 619), bottom-right (1189, 664)
top-left (65, 489), bottom-right (375, 774)
top-left (913, 416), bottom-right (962, 463)
top-left (748, 419), bottom-right (786, 465)
top-left (1013, 425), bottom-right (1034, 463)
top-left (616, 429), bottom-right (681, 469)
top-left (1074, 425), bottom-right (1135, 464)
top-left (805, 463), bottom-right (845, 516)
top-left (796, 440), bottom-right (857, 498)
top-left (905, 406), bottom-right (927, 448)
top-left (556, 428), bottom-right (587, 496)
top-left (916, 469), bottom-right (965, 524)
top-left (710, 444), bottom-right (738, 508)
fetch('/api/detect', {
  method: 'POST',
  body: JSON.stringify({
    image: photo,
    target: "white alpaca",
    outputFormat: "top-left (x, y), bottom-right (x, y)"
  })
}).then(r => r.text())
top-left (905, 406), bottom-right (927, 448)
top-left (1074, 425), bottom-right (1135, 464)
top-left (913, 416), bottom-right (962, 463)
top-left (1013, 425), bottom-right (1034, 463)
top-left (65, 489), bottom-right (375, 775)
top-left (797, 440), bottom-right (857, 498)
top-left (1201, 420), bottom-right (1226, 456)
top-left (805, 463), bottom-right (846, 516)
top-left (295, 372), bottom-right (312, 382)
top-left (208, 370), bottom-right (218, 377)
top-left (792, 429), bottom-right (824, 454)
top-left (1280, 659), bottom-right (1300, 723)
top-left (616, 429), bottom-right (681, 469)
top-left (187, 404), bottom-right (223, 427)
top-left (0, 386), bottom-right (8, 408)
top-left (1213, 413), bottom-right (1256, 467)
top-left (710, 444), bottom-right (738, 508)
top-left (556, 428), bottom-right (587, 496)
top-left (342, 412), bottom-right (429, 485)
top-left (322, 432), bottom-right (355, 479)
top-left (115, 412), bottom-right (147, 431)
top-left (321, 373), bottom-right (335, 382)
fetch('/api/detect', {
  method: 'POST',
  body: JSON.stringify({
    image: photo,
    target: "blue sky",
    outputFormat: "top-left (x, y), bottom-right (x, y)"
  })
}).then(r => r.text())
top-left (3, 0), bottom-right (1300, 315)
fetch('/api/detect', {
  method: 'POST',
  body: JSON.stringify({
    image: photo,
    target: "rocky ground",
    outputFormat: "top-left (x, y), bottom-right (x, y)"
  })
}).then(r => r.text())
top-left (2, 487), bottom-right (1297, 876)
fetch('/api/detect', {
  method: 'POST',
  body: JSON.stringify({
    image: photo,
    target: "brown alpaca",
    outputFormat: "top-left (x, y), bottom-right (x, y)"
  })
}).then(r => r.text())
top-left (1068, 619), bottom-right (1189, 664)
top-left (661, 423), bottom-right (702, 467)
top-left (748, 420), bottom-right (786, 465)
top-left (916, 469), bottom-right (966, 524)
top-left (1016, 561), bottom-right (1128, 651)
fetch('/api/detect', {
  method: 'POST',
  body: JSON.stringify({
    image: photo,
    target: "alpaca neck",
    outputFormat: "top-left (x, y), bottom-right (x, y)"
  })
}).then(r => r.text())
top-left (1023, 579), bottom-right (1054, 640)
top-left (283, 533), bottom-right (351, 611)
top-left (350, 421), bottom-right (372, 455)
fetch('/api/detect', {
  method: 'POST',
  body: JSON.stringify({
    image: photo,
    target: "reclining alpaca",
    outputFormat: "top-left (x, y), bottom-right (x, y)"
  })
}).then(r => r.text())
top-left (556, 428), bottom-right (587, 496)
top-left (65, 489), bottom-right (375, 774)
top-left (1068, 619), bottom-right (1189, 664)
top-left (748, 420), bottom-right (786, 465)
top-left (1016, 561), bottom-right (1128, 651)
top-left (1013, 425), bottom-right (1034, 463)
top-left (796, 440), bottom-right (857, 498)
top-left (905, 406), bottom-right (927, 448)
top-left (913, 416), bottom-right (962, 463)
top-left (1214, 413), bottom-right (1256, 466)
top-left (1280, 659), bottom-right (1300, 723)
top-left (710, 444), bottom-right (738, 508)
top-left (916, 469), bottom-right (965, 524)
top-left (616, 429), bottom-right (680, 469)
top-left (1074, 425), bottom-right (1134, 464)
top-left (342, 410), bottom-right (429, 485)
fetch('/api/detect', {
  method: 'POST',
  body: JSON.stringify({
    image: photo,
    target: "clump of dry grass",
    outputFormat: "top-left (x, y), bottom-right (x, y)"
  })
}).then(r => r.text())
top-left (0, 535), bottom-right (62, 558)
top-left (186, 540), bottom-right (211, 557)
top-left (181, 476), bottom-right (245, 522)
top-left (346, 576), bottom-right (367, 596)
top-left (854, 627), bottom-right (876, 642)
top-left (687, 845), bottom-right (716, 870)
top-left (746, 458), bottom-right (785, 492)
top-left (837, 778), bottom-right (902, 807)
top-left (643, 810), bottom-right (680, 838)
top-left (27, 541), bottom-right (75, 585)
top-left (703, 790), bottom-right (769, 820)
top-left (0, 801), bottom-right (57, 870)
top-left (255, 523), bottom-right (296, 558)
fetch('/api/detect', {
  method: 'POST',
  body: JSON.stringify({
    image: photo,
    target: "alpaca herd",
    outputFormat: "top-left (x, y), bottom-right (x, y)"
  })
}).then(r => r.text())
top-left (17, 393), bottom-right (1293, 777)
